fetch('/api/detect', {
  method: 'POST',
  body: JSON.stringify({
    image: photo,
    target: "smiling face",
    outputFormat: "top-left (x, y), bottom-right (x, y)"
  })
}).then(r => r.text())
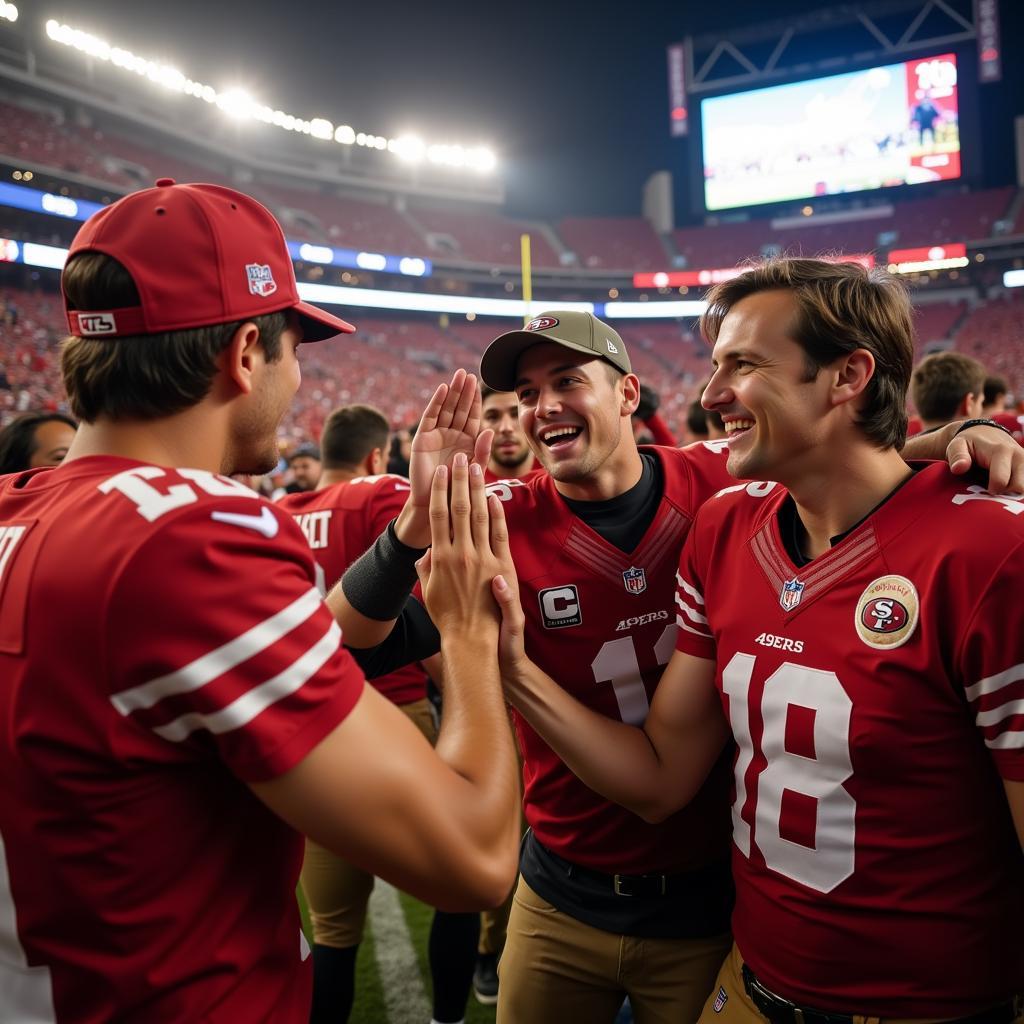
top-left (702, 289), bottom-right (837, 483)
top-left (514, 342), bottom-right (640, 494)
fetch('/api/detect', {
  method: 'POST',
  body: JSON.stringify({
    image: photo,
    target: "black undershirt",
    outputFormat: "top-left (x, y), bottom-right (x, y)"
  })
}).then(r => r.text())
top-left (560, 451), bottom-right (663, 553)
top-left (778, 466), bottom-right (919, 567)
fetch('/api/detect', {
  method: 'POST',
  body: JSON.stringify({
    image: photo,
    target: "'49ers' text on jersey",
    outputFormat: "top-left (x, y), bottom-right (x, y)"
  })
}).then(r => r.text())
top-left (0, 456), bottom-right (365, 1024)
top-left (675, 465), bottom-right (1024, 1017)
top-left (278, 474), bottom-right (426, 706)
top-left (487, 442), bottom-right (735, 875)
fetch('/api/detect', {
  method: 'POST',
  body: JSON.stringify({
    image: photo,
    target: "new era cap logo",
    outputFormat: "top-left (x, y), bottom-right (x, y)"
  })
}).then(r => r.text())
top-left (526, 316), bottom-right (559, 332)
top-left (606, 338), bottom-right (619, 354)
top-left (246, 263), bottom-right (277, 298)
top-left (77, 312), bottom-right (117, 335)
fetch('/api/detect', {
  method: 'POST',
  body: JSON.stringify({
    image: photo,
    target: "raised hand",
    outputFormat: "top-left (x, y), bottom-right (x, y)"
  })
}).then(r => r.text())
top-left (415, 452), bottom-right (509, 639)
top-left (396, 369), bottom-right (493, 548)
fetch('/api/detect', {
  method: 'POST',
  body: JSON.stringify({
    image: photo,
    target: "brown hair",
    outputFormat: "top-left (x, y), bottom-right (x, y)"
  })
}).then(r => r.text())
top-left (911, 351), bottom-right (986, 425)
top-left (61, 252), bottom-right (286, 423)
top-left (321, 404), bottom-right (390, 469)
top-left (701, 257), bottom-right (914, 450)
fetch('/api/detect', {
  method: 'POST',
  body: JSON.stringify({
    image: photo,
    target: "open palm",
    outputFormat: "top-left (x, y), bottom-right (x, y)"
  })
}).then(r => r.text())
top-left (409, 369), bottom-right (493, 524)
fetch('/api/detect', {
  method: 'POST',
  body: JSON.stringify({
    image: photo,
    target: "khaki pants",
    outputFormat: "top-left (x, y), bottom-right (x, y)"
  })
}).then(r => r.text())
top-left (697, 945), bottom-right (1024, 1024)
top-left (299, 697), bottom-right (436, 948)
top-left (497, 876), bottom-right (731, 1024)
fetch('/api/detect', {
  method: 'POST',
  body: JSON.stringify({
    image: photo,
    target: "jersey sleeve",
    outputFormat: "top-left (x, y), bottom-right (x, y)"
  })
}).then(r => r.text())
top-left (957, 537), bottom-right (1024, 780)
top-left (368, 476), bottom-right (412, 539)
top-left (104, 498), bottom-right (365, 783)
top-left (674, 513), bottom-right (715, 661)
top-left (676, 440), bottom-right (735, 511)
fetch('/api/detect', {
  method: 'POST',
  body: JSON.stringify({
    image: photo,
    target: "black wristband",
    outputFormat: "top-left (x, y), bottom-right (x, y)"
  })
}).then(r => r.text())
top-left (953, 418), bottom-right (1013, 439)
top-left (340, 519), bottom-right (427, 621)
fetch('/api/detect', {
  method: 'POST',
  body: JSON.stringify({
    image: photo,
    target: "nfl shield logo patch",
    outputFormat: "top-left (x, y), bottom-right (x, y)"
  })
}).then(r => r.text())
top-left (246, 263), bottom-right (277, 298)
top-left (713, 986), bottom-right (728, 1012)
top-left (780, 577), bottom-right (805, 612)
top-left (622, 566), bottom-right (647, 595)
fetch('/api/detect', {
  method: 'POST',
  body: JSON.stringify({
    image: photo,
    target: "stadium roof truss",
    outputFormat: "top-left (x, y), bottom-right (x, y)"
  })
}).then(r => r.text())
top-left (685, 0), bottom-right (977, 94)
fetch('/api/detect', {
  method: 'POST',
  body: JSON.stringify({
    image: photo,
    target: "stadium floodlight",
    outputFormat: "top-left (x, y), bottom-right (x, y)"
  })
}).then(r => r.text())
top-left (1004, 270), bottom-right (1024, 289)
top-left (0, 2), bottom-right (18, 23)
top-left (217, 88), bottom-right (255, 120)
top-left (43, 19), bottom-right (499, 175)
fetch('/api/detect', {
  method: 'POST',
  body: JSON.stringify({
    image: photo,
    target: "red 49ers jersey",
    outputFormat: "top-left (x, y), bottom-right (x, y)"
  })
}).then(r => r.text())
top-left (676, 465), bottom-right (1024, 1016)
top-left (483, 465), bottom-right (544, 485)
top-left (489, 442), bottom-right (735, 875)
top-left (0, 456), bottom-right (364, 1024)
top-left (278, 474), bottom-right (426, 705)
top-left (991, 410), bottom-right (1024, 444)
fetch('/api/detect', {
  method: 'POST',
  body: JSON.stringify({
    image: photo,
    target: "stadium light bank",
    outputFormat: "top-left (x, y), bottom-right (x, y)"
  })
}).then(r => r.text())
top-left (43, 20), bottom-right (496, 174)
top-left (0, 238), bottom-right (708, 321)
top-left (0, 2), bottom-right (17, 24)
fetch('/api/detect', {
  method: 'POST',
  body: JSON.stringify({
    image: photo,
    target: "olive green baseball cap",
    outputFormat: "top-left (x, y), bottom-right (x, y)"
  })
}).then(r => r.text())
top-left (479, 310), bottom-right (632, 392)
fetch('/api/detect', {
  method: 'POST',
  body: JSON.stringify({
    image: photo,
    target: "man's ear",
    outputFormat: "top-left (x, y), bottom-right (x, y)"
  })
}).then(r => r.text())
top-left (620, 372), bottom-right (641, 417)
top-left (831, 349), bottom-right (875, 410)
top-left (219, 322), bottom-right (263, 395)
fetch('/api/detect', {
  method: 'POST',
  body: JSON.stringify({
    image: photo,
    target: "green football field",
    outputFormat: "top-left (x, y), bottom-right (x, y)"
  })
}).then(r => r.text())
top-left (298, 883), bottom-right (497, 1024)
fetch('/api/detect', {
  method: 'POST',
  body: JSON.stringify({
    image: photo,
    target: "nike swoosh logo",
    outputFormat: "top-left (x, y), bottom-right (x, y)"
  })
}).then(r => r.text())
top-left (210, 507), bottom-right (280, 538)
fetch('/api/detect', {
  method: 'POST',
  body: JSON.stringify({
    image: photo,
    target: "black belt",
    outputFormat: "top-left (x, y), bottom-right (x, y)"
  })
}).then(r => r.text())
top-left (541, 842), bottom-right (697, 898)
top-left (741, 964), bottom-right (1019, 1024)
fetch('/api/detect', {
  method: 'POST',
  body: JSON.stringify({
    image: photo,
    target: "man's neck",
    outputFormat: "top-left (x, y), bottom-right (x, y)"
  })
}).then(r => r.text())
top-left (785, 445), bottom-right (912, 560)
top-left (317, 466), bottom-right (363, 489)
top-left (919, 417), bottom-right (950, 432)
top-left (552, 445), bottom-right (644, 502)
top-left (487, 455), bottom-right (535, 480)
top-left (62, 410), bottom-right (227, 473)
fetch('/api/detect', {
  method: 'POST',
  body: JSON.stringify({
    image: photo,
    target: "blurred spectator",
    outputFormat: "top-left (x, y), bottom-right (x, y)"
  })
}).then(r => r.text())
top-left (0, 411), bottom-right (77, 474)
top-left (910, 352), bottom-right (986, 430)
top-left (983, 375), bottom-right (1009, 415)
top-left (387, 423), bottom-right (417, 476)
top-left (284, 442), bottom-right (321, 494)
top-left (685, 398), bottom-right (710, 444)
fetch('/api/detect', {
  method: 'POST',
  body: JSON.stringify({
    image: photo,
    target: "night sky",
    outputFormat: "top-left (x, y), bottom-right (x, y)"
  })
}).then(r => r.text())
top-left (25, 0), bottom-right (1024, 219)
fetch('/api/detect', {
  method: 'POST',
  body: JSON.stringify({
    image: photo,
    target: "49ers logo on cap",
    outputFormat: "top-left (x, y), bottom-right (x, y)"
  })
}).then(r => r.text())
top-left (526, 316), bottom-right (559, 332)
top-left (246, 263), bottom-right (277, 298)
top-left (854, 574), bottom-right (919, 649)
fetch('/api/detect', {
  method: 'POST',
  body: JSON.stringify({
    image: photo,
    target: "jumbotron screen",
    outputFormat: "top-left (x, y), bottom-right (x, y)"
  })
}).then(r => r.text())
top-left (701, 52), bottom-right (961, 211)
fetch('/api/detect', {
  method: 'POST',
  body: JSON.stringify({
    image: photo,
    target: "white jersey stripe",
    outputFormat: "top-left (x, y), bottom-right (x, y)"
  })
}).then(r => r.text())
top-left (985, 729), bottom-right (1024, 750)
top-left (676, 613), bottom-right (712, 639)
top-left (975, 698), bottom-right (1024, 728)
top-left (964, 662), bottom-right (1024, 702)
top-left (152, 620), bottom-right (342, 742)
top-left (110, 588), bottom-right (323, 715)
top-left (674, 592), bottom-right (709, 625)
top-left (675, 572), bottom-right (705, 605)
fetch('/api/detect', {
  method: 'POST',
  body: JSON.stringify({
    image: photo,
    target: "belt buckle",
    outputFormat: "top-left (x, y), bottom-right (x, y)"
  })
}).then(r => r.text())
top-left (613, 873), bottom-right (667, 896)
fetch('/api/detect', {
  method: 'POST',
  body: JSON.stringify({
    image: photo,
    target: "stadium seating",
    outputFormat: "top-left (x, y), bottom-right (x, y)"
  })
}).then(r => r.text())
top-left (558, 217), bottom-right (669, 271)
top-left (409, 205), bottom-right (560, 268)
top-left (0, 101), bottom-right (134, 188)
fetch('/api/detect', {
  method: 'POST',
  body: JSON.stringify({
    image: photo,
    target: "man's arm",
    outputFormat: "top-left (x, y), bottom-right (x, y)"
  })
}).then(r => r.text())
top-left (253, 457), bottom-right (520, 911)
top-left (1005, 780), bottom-right (1024, 853)
top-left (492, 578), bottom-right (728, 822)
top-left (902, 419), bottom-right (1024, 493)
top-left (326, 368), bottom-right (492, 648)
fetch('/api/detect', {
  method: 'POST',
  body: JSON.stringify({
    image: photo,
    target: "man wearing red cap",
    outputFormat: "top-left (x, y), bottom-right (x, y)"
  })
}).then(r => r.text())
top-left (0, 180), bottom-right (520, 1023)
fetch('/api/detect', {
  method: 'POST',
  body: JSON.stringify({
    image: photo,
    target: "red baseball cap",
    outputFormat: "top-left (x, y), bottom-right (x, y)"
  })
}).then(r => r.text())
top-left (63, 178), bottom-right (355, 341)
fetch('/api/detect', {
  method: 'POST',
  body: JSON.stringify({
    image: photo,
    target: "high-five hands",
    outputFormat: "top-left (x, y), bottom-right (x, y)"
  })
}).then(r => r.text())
top-left (396, 370), bottom-right (493, 549)
top-left (415, 452), bottom-right (514, 640)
